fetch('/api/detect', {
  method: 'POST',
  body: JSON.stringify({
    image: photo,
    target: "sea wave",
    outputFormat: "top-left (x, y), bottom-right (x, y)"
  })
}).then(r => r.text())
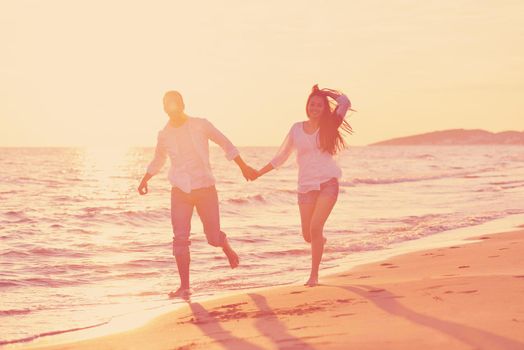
top-left (340, 170), bottom-right (487, 187)
top-left (0, 308), bottom-right (32, 316)
top-left (73, 207), bottom-right (171, 224)
top-left (0, 320), bottom-right (110, 346)
top-left (2, 145), bottom-right (523, 345)
top-left (226, 194), bottom-right (266, 205)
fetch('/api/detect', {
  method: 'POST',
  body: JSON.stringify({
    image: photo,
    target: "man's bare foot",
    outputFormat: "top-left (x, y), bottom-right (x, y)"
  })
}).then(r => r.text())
top-left (304, 276), bottom-right (318, 287)
top-left (168, 287), bottom-right (191, 300)
top-left (222, 242), bottom-right (239, 269)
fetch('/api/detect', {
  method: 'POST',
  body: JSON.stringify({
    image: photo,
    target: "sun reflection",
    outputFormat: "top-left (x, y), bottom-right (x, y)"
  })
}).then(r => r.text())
top-left (80, 147), bottom-right (134, 185)
top-left (76, 147), bottom-right (144, 248)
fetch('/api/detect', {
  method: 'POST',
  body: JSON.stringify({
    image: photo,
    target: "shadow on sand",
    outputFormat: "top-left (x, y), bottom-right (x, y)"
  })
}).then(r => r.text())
top-left (333, 284), bottom-right (524, 350)
top-left (184, 295), bottom-right (317, 350)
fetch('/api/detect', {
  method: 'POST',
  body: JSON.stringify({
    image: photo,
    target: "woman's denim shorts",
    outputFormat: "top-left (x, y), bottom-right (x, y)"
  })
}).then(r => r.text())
top-left (297, 178), bottom-right (339, 205)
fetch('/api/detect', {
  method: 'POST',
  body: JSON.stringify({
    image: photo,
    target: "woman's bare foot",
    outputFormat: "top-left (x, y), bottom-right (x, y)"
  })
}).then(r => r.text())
top-left (168, 287), bottom-right (191, 300)
top-left (304, 275), bottom-right (319, 287)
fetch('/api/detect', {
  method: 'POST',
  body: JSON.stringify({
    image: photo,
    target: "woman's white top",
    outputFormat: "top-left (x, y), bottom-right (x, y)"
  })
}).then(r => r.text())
top-left (147, 117), bottom-right (239, 193)
top-left (270, 94), bottom-right (350, 194)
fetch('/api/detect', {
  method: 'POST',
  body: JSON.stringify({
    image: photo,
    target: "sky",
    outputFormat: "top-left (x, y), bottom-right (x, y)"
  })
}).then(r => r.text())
top-left (1, 0), bottom-right (523, 147)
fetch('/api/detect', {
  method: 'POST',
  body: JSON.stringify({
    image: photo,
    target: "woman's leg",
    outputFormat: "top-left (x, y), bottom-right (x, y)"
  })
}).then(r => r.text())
top-left (305, 179), bottom-right (339, 286)
top-left (298, 202), bottom-right (316, 243)
top-left (306, 194), bottom-right (338, 286)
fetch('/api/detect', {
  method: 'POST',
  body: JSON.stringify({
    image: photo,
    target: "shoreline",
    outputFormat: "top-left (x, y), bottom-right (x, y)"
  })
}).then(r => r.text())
top-left (9, 215), bottom-right (524, 350)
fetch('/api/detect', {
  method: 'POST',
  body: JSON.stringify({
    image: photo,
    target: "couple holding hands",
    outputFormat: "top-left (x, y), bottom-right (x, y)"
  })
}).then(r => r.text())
top-left (138, 85), bottom-right (353, 298)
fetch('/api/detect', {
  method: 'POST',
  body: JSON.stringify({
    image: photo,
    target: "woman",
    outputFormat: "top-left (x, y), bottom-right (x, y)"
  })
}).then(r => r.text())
top-left (256, 84), bottom-right (353, 286)
top-left (138, 90), bottom-right (258, 298)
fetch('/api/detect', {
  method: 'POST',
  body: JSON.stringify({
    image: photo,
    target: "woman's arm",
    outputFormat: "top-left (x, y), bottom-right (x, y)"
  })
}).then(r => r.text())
top-left (322, 89), bottom-right (351, 117)
top-left (257, 162), bottom-right (275, 177)
top-left (322, 89), bottom-right (351, 127)
top-left (334, 94), bottom-right (351, 118)
top-left (257, 126), bottom-right (294, 179)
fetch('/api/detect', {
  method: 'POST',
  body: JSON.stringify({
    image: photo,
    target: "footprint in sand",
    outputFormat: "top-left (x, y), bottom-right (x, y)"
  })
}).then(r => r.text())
top-left (443, 289), bottom-right (477, 294)
top-left (379, 263), bottom-right (400, 269)
top-left (424, 285), bottom-right (444, 290)
top-left (216, 302), bottom-right (247, 310)
top-left (336, 298), bottom-right (353, 304)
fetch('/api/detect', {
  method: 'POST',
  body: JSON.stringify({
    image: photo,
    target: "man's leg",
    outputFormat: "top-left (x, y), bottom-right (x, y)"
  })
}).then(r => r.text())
top-left (194, 186), bottom-right (239, 268)
top-left (170, 187), bottom-right (194, 297)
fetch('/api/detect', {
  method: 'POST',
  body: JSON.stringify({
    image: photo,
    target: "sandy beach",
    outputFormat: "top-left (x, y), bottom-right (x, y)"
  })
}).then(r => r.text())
top-left (17, 225), bottom-right (524, 350)
top-left (3, 1), bottom-right (524, 348)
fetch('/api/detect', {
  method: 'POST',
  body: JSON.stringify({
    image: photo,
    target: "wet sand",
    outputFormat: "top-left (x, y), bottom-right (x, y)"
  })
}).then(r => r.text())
top-left (23, 227), bottom-right (524, 350)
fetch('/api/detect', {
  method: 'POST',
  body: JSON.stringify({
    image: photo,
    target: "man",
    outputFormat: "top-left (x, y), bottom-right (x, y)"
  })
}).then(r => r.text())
top-left (138, 91), bottom-right (257, 298)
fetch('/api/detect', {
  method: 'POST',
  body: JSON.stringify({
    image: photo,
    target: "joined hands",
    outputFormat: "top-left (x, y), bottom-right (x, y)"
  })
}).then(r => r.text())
top-left (240, 165), bottom-right (260, 181)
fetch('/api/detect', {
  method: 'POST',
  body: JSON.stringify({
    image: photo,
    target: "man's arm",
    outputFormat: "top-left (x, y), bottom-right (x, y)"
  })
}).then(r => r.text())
top-left (205, 119), bottom-right (257, 181)
top-left (234, 155), bottom-right (258, 181)
top-left (138, 172), bottom-right (153, 195)
top-left (205, 119), bottom-right (240, 161)
top-left (138, 132), bottom-right (167, 195)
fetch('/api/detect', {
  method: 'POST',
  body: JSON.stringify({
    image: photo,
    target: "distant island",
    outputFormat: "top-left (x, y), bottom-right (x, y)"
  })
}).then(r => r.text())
top-left (370, 129), bottom-right (524, 146)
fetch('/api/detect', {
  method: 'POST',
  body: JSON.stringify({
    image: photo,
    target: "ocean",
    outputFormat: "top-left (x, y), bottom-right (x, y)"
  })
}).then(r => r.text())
top-left (1, 145), bottom-right (523, 346)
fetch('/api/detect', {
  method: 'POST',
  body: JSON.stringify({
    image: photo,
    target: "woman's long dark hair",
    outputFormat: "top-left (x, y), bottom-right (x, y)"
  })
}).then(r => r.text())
top-left (306, 85), bottom-right (353, 155)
